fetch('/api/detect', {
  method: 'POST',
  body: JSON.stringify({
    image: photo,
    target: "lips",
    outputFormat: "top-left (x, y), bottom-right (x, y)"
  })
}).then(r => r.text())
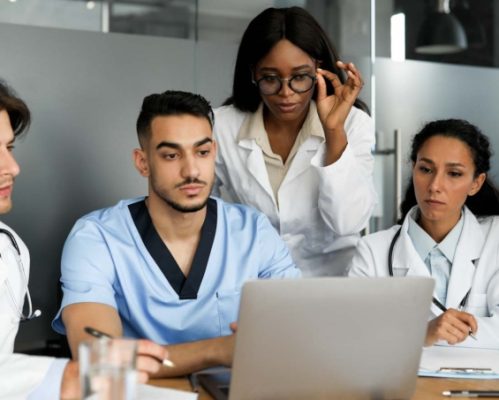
top-left (277, 103), bottom-right (298, 113)
top-left (0, 184), bottom-right (13, 197)
top-left (425, 199), bottom-right (445, 206)
top-left (179, 184), bottom-right (204, 196)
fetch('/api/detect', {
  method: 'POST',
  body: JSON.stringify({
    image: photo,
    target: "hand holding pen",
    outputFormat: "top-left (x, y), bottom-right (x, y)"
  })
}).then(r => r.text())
top-left (426, 299), bottom-right (478, 346)
top-left (84, 326), bottom-right (175, 372)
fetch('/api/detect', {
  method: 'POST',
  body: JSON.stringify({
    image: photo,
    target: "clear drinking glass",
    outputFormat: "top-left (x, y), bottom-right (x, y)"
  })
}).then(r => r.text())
top-left (79, 338), bottom-right (138, 400)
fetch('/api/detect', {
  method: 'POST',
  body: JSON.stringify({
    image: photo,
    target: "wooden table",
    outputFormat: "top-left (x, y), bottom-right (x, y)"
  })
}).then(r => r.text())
top-left (151, 376), bottom-right (499, 399)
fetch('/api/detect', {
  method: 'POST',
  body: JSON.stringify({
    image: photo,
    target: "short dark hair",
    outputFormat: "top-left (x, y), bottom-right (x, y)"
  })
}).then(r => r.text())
top-left (223, 6), bottom-right (368, 114)
top-left (0, 80), bottom-right (31, 137)
top-left (400, 119), bottom-right (499, 220)
top-left (136, 90), bottom-right (214, 145)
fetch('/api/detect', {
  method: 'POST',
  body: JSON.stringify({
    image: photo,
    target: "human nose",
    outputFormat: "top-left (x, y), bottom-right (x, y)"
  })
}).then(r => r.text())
top-left (0, 148), bottom-right (20, 178)
top-left (428, 171), bottom-right (443, 193)
top-left (277, 78), bottom-right (294, 96)
top-left (181, 154), bottom-right (199, 179)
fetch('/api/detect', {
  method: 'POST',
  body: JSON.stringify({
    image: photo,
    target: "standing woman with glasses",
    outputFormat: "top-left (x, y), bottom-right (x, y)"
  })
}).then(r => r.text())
top-left (213, 7), bottom-right (376, 276)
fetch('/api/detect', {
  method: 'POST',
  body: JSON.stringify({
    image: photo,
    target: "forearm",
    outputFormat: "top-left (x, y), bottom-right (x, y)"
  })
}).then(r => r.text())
top-left (62, 303), bottom-right (123, 358)
top-left (152, 335), bottom-right (235, 378)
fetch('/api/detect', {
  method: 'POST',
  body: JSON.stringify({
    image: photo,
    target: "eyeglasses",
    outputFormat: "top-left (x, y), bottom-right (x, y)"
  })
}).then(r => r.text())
top-left (253, 73), bottom-right (317, 95)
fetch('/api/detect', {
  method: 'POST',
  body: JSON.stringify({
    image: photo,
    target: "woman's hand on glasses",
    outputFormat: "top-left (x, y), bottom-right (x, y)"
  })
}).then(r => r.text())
top-left (316, 61), bottom-right (364, 134)
top-left (316, 61), bottom-right (364, 164)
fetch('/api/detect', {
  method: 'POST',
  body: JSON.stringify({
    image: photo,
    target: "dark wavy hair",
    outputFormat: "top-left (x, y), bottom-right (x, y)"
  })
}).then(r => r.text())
top-left (0, 80), bottom-right (30, 137)
top-left (223, 6), bottom-right (368, 114)
top-left (136, 90), bottom-right (214, 146)
top-left (399, 119), bottom-right (499, 221)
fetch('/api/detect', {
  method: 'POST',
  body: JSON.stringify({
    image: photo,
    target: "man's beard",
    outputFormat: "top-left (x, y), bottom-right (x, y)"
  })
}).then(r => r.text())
top-left (153, 177), bottom-right (213, 213)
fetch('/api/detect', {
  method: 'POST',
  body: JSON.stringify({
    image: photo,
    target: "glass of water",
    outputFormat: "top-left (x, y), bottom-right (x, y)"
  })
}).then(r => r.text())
top-left (79, 338), bottom-right (138, 400)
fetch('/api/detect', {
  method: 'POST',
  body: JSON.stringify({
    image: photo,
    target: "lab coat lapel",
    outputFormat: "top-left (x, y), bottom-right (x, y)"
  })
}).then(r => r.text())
top-left (282, 137), bottom-right (321, 186)
top-left (393, 215), bottom-right (432, 278)
top-left (0, 257), bottom-right (7, 292)
top-left (237, 139), bottom-right (275, 202)
top-left (445, 209), bottom-right (483, 309)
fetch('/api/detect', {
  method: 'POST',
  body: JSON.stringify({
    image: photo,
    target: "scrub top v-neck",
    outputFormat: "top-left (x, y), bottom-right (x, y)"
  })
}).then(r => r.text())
top-left (52, 197), bottom-right (300, 345)
top-left (128, 198), bottom-right (217, 300)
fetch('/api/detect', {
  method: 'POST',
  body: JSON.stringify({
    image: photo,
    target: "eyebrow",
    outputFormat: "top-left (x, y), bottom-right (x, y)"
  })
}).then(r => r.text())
top-left (156, 137), bottom-right (212, 150)
top-left (418, 157), bottom-right (465, 168)
top-left (258, 64), bottom-right (315, 73)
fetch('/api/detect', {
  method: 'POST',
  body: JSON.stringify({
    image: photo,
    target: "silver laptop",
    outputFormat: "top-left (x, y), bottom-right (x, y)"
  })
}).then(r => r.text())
top-left (198, 277), bottom-right (434, 400)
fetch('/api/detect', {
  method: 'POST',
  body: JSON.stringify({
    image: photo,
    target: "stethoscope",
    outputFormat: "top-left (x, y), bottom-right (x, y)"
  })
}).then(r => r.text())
top-left (387, 227), bottom-right (470, 312)
top-left (0, 228), bottom-right (41, 322)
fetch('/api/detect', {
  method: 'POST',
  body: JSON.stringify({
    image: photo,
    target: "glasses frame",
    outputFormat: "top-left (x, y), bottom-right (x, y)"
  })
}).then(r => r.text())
top-left (252, 73), bottom-right (317, 95)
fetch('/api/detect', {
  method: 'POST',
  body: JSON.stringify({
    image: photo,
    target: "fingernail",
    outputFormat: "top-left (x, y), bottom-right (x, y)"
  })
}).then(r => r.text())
top-left (162, 358), bottom-right (175, 368)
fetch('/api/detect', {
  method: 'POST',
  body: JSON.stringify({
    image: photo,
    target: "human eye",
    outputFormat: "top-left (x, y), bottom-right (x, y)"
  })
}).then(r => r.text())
top-left (197, 149), bottom-right (210, 157)
top-left (7, 144), bottom-right (15, 152)
top-left (292, 73), bottom-right (309, 82)
top-left (418, 165), bottom-right (432, 174)
top-left (448, 170), bottom-right (463, 178)
top-left (197, 146), bottom-right (211, 157)
top-left (160, 152), bottom-right (179, 160)
top-left (261, 75), bottom-right (279, 83)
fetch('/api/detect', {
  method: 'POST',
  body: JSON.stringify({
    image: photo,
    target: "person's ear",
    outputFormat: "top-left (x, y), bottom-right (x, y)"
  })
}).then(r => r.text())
top-left (133, 148), bottom-right (149, 177)
top-left (468, 172), bottom-right (486, 196)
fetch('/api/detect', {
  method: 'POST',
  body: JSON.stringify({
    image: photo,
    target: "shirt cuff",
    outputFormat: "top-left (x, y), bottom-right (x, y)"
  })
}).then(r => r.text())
top-left (28, 358), bottom-right (69, 400)
top-left (311, 142), bottom-right (354, 172)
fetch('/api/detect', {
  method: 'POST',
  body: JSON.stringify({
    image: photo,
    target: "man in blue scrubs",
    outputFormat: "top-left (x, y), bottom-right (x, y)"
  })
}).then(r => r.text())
top-left (53, 90), bottom-right (300, 376)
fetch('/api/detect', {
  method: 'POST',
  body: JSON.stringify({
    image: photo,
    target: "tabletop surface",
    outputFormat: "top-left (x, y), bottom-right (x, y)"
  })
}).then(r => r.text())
top-left (150, 376), bottom-right (499, 399)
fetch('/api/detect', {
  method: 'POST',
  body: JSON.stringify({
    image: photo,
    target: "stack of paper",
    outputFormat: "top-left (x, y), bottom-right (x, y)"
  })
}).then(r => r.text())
top-left (138, 383), bottom-right (198, 399)
top-left (419, 345), bottom-right (499, 379)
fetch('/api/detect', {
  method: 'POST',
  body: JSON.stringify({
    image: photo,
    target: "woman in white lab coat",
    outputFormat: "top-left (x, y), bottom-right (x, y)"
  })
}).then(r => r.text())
top-left (349, 119), bottom-right (499, 349)
top-left (213, 7), bottom-right (377, 276)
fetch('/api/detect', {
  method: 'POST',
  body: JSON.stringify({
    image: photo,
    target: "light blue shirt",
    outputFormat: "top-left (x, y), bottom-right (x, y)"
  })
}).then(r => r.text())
top-left (52, 197), bottom-right (300, 344)
top-left (407, 208), bottom-right (464, 303)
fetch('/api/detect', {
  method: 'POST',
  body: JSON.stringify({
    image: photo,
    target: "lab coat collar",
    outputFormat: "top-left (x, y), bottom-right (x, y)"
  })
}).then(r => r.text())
top-left (445, 207), bottom-right (484, 309)
top-left (395, 206), bottom-right (484, 314)
top-left (393, 207), bottom-right (440, 315)
top-left (393, 207), bottom-right (432, 279)
top-left (235, 102), bottom-right (324, 201)
top-left (0, 257), bottom-right (7, 290)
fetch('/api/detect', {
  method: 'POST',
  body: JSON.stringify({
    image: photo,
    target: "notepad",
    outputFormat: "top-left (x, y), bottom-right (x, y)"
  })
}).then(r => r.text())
top-left (137, 384), bottom-right (198, 399)
top-left (418, 345), bottom-right (499, 379)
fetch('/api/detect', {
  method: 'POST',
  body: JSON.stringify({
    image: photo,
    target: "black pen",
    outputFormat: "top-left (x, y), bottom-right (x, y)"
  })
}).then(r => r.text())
top-left (442, 390), bottom-right (499, 397)
top-left (432, 298), bottom-right (477, 341)
top-left (84, 326), bottom-right (175, 368)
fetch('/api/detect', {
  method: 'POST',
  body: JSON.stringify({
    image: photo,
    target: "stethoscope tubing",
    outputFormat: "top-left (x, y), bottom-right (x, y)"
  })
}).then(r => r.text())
top-left (0, 228), bottom-right (40, 322)
top-left (387, 226), bottom-right (470, 311)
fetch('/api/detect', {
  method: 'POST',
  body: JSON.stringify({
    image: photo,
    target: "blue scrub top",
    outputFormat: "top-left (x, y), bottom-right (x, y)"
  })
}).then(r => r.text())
top-left (52, 197), bottom-right (300, 344)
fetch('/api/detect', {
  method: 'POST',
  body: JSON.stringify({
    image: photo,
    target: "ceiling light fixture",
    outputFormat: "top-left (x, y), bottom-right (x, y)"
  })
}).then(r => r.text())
top-left (415, 0), bottom-right (467, 54)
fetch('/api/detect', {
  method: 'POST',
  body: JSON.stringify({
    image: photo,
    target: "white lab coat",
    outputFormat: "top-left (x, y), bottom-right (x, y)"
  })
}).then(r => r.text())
top-left (213, 103), bottom-right (377, 276)
top-left (348, 206), bottom-right (499, 349)
top-left (0, 221), bottom-right (55, 399)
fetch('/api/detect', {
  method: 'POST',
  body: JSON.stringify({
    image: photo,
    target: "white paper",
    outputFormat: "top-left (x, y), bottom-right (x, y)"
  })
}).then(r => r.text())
top-left (418, 345), bottom-right (499, 379)
top-left (137, 383), bottom-right (198, 399)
